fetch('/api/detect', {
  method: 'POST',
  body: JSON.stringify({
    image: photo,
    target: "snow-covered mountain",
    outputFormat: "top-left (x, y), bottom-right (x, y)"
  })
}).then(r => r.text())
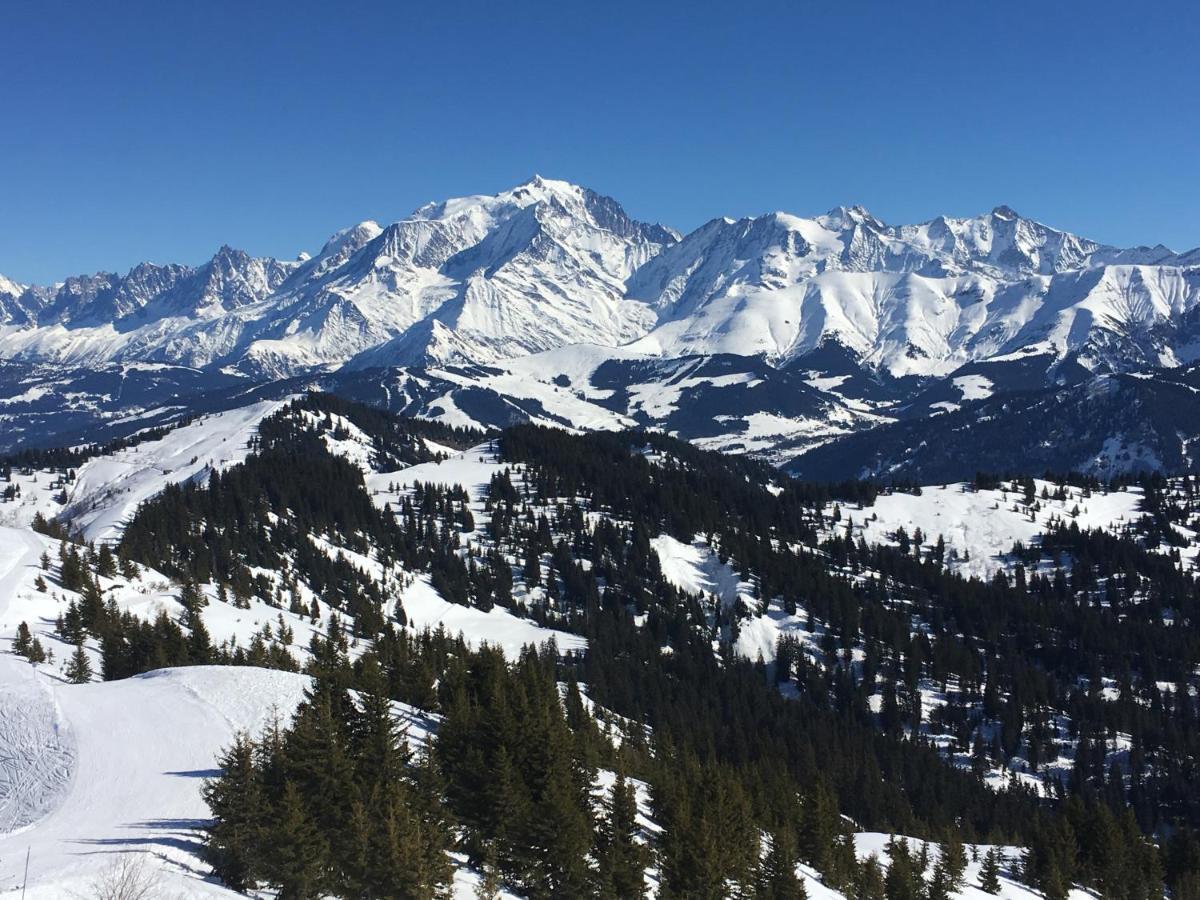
top-left (2, 179), bottom-right (1199, 474)
top-left (626, 205), bottom-right (1200, 379)
top-left (0, 177), bottom-right (677, 376)
top-left (4, 180), bottom-right (1197, 383)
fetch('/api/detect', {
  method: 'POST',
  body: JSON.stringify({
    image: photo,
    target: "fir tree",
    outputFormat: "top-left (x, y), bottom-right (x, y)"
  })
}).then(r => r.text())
top-left (597, 769), bottom-right (648, 899)
top-left (262, 781), bottom-right (328, 900)
top-left (855, 855), bottom-right (887, 900)
top-left (884, 838), bottom-right (923, 900)
top-left (65, 641), bottom-right (93, 683)
top-left (978, 847), bottom-right (1002, 893)
top-left (930, 833), bottom-right (967, 899)
top-left (757, 827), bottom-right (807, 900)
top-left (12, 621), bottom-right (32, 657)
top-left (202, 732), bottom-right (265, 891)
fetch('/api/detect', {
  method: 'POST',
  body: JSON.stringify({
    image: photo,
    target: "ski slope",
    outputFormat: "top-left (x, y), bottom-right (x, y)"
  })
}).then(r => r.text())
top-left (0, 665), bottom-right (312, 897)
top-left (0, 399), bottom-right (290, 541)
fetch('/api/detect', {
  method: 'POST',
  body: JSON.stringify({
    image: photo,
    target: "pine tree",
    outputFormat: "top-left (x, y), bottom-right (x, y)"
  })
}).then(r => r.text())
top-left (757, 827), bottom-right (807, 900)
top-left (27, 637), bottom-right (46, 664)
top-left (365, 778), bottom-right (449, 897)
top-left (202, 732), bottom-right (265, 891)
top-left (930, 833), bottom-right (967, 899)
top-left (13, 621), bottom-right (32, 657)
top-left (523, 724), bottom-right (593, 898)
top-left (96, 543), bottom-right (117, 578)
top-left (262, 781), bottom-right (328, 900)
top-left (855, 855), bottom-right (887, 900)
top-left (799, 777), bottom-right (840, 875)
top-left (65, 641), bottom-right (93, 683)
top-left (597, 770), bottom-right (648, 899)
top-left (474, 842), bottom-right (502, 900)
top-left (978, 847), bottom-right (1002, 893)
top-left (884, 838), bottom-right (923, 900)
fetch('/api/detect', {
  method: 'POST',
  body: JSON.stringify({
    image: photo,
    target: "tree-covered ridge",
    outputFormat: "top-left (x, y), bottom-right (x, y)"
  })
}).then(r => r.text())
top-left (118, 393), bottom-right (485, 634)
top-left (101, 394), bottom-right (1200, 896)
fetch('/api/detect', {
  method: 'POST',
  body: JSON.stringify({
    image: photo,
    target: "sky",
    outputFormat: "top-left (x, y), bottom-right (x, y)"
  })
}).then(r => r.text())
top-left (2, 0), bottom-right (1198, 284)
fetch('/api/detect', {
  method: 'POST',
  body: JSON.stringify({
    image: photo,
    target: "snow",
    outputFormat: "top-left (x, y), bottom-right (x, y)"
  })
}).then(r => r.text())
top-left (831, 481), bottom-right (1144, 578)
top-left (649, 533), bottom-right (815, 664)
top-left (0, 400), bottom-right (289, 541)
top-left (953, 373), bottom-right (994, 401)
top-left (401, 575), bottom-right (586, 660)
top-left (0, 657), bottom-right (74, 835)
top-left (650, 534), bottom-right (747, 605)
top-left (0, 665), bottom-right (312, 897)
top-left (368, 442), bottom-right (506, 498)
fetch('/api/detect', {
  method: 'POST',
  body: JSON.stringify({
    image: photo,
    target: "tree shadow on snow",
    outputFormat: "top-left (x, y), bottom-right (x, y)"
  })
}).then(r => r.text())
top-left (72, 818), bottom-right (211, 858)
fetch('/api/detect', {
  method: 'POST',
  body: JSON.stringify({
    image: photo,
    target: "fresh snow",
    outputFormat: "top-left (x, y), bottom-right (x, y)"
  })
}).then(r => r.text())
top-left (0, 400), bottom-right (290, 541)
top-left (0, 665), bottom-right (313, 897)
top-left (401, 575), bottom-right (586, 660)
top-left (831, 480), bottom-right (1145, 578)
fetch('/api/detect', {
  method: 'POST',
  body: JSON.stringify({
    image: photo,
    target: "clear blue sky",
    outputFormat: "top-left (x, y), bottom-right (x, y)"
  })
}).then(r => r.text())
top-left (3, 0), bottom-right (1197, 284)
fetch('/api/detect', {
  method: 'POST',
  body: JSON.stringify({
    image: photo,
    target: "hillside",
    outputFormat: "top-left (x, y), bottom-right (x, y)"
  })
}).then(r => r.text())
top-left (0, 394), bottom-right (1195, 896)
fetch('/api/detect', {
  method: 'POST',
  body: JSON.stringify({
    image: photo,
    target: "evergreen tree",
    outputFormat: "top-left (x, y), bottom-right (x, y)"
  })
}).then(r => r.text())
top-left (597, 769), bottom-right (648, 898)
top-left (202, 732), bottom-right (265, 891)
top-left (474, 843), bottom-right (502, 900)
top-left (978, 848), bottom-right (1002, 893)
top-left (12, 621), bottom-right (32, 657)
top-left (855, 855), bottom-right (887, 900)
top-left (884, 838), bottom-right (923, 900)
top-left (757, 827), bottom-right (807, 900)
top-left (929, 833), bottom-right (967, 899)
top-left (262, 781), bottom-right (328, 900)
top-left (65, 641), bottom-right (93, 683)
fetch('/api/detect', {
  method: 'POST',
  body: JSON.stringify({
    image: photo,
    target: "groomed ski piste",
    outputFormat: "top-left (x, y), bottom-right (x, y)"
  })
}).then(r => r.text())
top-left (0, 403), bottom-right (1107, 897)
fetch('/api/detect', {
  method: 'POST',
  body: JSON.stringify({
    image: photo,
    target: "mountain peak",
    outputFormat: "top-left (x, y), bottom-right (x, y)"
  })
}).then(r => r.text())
top-left (991, 204), bottom-right (1020, 220)
top-left (822, 204), bottom-right (884, 230)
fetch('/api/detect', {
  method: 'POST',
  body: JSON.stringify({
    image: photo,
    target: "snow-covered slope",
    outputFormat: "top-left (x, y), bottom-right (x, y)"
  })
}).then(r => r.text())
top-left (627, 207), bottom-right (1200, 379)
top-left (0, 662), bottom-right (311, 897)
top-left (820, 480), bottom-right (1145, 579)
top-left (0, 399), bottom-right (291, 539)
top-left (0, 177), bottom-right (677, 377)
top-left (334, 344), bottom-right (879, 463)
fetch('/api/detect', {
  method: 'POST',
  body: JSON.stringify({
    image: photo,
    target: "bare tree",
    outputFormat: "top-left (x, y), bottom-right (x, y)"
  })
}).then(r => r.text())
top-left (81, 854), bottom-right (163, 900)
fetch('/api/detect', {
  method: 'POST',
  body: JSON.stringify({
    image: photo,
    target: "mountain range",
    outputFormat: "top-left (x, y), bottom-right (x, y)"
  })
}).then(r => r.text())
top-left (3, 176), bottom-right (1199, 478)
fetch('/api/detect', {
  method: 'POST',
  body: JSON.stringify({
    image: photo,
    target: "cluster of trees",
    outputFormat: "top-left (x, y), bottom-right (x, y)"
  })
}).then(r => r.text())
top-left (497, 427), bottom-right (1194, 895)
top-left (434, 642), bottom-right (643, 898)
top-left (205, 626), bottom-right (651, 900)
top-left (118, 394), bottom-right (485, 638)
top-left (97, 396), bottom-right (1200, 894)
top-left (204, 652), bottom-right (452, 897)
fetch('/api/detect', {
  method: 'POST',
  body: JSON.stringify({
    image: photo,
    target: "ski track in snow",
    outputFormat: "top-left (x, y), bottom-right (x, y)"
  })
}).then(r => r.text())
top-left (0, 658), bottom-right (74, 835)
top-left (0, 666), bottom-right (312, 897)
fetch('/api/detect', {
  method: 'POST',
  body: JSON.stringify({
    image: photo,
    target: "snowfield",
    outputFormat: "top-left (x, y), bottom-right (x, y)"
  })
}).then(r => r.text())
top-left (0, 399), bottom-right (290, 541)
top-left (401, 575), bottom-right (586, 660)
top-left (828, 479), bottom-right (1145, 578)
top-left (65, 399), bottom-right (291, 543)
top-left (0, 664), bottom-right (311, 897)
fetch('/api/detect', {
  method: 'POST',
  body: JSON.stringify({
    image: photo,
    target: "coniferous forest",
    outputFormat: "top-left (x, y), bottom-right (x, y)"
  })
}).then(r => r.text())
top-left (41, 393), bottom-right (1197, 897)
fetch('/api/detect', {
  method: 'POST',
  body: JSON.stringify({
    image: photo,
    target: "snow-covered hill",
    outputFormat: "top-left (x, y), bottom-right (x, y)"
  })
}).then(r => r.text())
top-left (0, 399), bottom-right (1117, 898)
